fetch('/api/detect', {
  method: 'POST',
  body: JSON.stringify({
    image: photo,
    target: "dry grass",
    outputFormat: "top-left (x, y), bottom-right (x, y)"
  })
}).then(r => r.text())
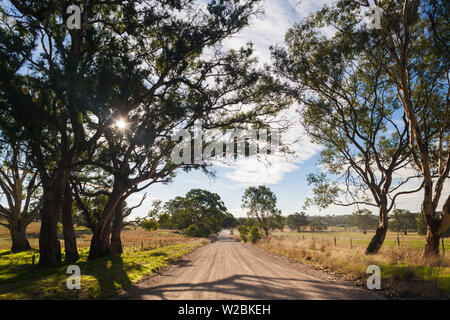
top-left (0, 222), bottom-right (191, 251)
top-left (257, 234), bottom-right (450, 299)
top-left (274, 229), bottom-right (450, 251)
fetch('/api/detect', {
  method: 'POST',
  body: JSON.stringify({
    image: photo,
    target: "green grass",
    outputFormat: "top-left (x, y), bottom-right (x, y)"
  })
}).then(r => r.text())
top-left (0, 241), bottom-right (204, 300)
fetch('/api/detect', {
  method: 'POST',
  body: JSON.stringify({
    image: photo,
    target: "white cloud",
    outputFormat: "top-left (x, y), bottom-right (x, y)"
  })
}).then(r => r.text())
top-left (218, 109), bottom-right (322, 185)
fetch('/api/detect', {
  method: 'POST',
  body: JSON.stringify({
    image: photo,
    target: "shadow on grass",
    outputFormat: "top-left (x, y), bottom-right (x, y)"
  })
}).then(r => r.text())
top-left (146, 251), bottom-right (168, 257)
top-left (0, 249), bottom-right (132, 299)
top-left (85, 254), bottom-right (131, 298)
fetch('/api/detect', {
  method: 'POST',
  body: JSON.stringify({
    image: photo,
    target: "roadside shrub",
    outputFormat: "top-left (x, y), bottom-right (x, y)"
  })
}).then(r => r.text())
top-left (250, 226), bottom-right (261, 244)
top-left (184, 224), bottom-right (209, 238)
top-left (141, 219), bottom-right (159, 232)
top-left (238, 225), bottom-right (249, 243)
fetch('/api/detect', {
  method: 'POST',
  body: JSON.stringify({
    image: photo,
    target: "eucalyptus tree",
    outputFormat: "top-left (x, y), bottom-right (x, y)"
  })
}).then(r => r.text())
top-left (0, 0), bottom-right (288, 264)
top-left (285, 0), bottom-right (449, 257)
top-left (286, 212), bottom-right (308, 232)
top-left (351, 209), bottom-right (373, 234)
top-left (0, 0), bottom-right (152, 266)
top-left (157, 189), bottom-right (228, 237)
top-left (271, 0), bottom-right (448, 254)
top-left (273, 30), bottom-right (421, 253)
top-left (241, 185), bottom-right (283, 237)
top-left (0, 141), bottom-right (41, 251)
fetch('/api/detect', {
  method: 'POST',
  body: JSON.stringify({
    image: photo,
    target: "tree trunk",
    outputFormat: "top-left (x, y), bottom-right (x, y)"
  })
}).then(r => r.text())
top-left (110, 204), bottom-right (123, 255)
top-left (89, 216), bottom-right (113, 259)
top-left (38, 190), bottom-right (62, 267)
top-left (62, 183), bottom-right (79, 262)
top-left (422, 204), bottom-right (440, 258)
top-left (88, 184), bottom-right (125, 260)
top-left (423, 228), bottom-right (440, 257)
top-left (10, 221), bottom-right (31, 252)
top-left (423, 195), bottom-right (450, 257)
top-left (365, 208), bottom-right (388, 254)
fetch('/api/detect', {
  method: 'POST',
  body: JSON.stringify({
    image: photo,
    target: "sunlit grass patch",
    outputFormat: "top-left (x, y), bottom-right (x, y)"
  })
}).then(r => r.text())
top-left (0, 239), bottom-right (206, 300)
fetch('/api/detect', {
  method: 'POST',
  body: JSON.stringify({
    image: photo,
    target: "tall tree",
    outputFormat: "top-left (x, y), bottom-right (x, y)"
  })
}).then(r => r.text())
top-left (0, 142), bottom-right (41, 251)
top-left (273, 0), bottom-right (448, 254)
top-left (296, 0), bottom-right (449, 257)
top-left (0, 0), bottom-right (288, 265)
top-left (241, 185), bottom-right (283, 237)
top-left (274, 41), bottom-right (421, 253)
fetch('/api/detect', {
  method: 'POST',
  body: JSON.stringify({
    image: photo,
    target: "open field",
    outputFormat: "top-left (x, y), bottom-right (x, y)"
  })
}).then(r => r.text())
top-left (273, 229), bottom-right (450, 252)
top-left (256, 230), bottom-right (450, 299)
top-left (0, 223), bottom-right (208, 299)
top-left (0, 222), bottom-right (191, 251)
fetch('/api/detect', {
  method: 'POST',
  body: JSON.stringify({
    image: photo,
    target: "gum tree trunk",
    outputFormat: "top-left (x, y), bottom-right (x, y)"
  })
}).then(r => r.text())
top-left (38, 189), bottom-right (63, 267)
top-left (62, 183), bottom-right (79, 262)
top-left (88, 184), bottom-right (125, 259)
top-left (10, 222), bottom-right (31, 252)
top-left (110, 204), bottom-right (124, 255)
top-left (365, 207), bottom-right (388, 254)
top-left (423, 228), bottom-right (440, 257)
top-left (423, 196), bottom-right (450, 257)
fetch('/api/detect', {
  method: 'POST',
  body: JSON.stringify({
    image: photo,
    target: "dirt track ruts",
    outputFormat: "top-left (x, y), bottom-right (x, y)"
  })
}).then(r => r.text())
top-left (121, 231), bottom-right (385, 300)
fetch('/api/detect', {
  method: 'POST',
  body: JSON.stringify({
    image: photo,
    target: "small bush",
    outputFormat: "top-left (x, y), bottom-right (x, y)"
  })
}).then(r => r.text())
top-left (238, 225), bottom-right (249, 243)
top-left (184, 224), bottom-right (209, 238)
top-left (249, 226), bottom-right (261, 244)
top-left (140, 219), bottom-right (159, 232)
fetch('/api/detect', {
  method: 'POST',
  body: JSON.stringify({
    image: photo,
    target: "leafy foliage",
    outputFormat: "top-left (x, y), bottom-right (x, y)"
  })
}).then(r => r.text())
top-left (249, 225), bottom-right (261, 244)
top-left (286, 212), bottom-right (309, 232)
top-left (159, 189), bottom-right (229, 238)
top-left (237, 224), bottom-right (249, 243)
top-left (241, 185), bottom-right (283, 236)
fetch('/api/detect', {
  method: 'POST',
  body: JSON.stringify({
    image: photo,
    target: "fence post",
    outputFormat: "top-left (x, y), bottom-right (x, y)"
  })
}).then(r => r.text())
top-left (334, 236), bottom-right (337, 247)
top-left (350, 238), bottom-right (353, 249)
top-left (397, 235), bottom-right (400, 248)
top-left (442, 238), bottom-right (445, 257)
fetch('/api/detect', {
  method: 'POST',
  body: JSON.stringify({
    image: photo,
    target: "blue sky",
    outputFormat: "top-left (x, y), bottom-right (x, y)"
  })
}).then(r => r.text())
top-left (2, 0), bottom-right (446, 219)
top-left (126, 0), bottom-right (332, 219)
top-left (125, 0), bottom-right (449, 219)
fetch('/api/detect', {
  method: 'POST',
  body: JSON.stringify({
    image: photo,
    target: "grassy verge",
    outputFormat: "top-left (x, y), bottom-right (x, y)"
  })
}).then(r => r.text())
top-left (272, 230), bottom-right (450, 251)
top-left (0, 239), bottom-right (207, 300)
top-left (256, 234), bottom-right (450, 299)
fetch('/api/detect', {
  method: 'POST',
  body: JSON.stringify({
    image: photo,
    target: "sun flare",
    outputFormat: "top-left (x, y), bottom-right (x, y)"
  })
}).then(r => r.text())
top-left (115, 118), bottom-right (128, 130)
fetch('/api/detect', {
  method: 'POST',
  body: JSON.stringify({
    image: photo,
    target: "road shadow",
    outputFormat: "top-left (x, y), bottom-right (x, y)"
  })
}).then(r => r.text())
top-left (125, 274), bottom-right (370, 300)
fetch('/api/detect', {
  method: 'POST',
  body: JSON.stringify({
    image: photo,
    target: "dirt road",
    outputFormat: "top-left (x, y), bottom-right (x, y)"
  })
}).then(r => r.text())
top-left (122, 231), bottom-right (384, 300)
